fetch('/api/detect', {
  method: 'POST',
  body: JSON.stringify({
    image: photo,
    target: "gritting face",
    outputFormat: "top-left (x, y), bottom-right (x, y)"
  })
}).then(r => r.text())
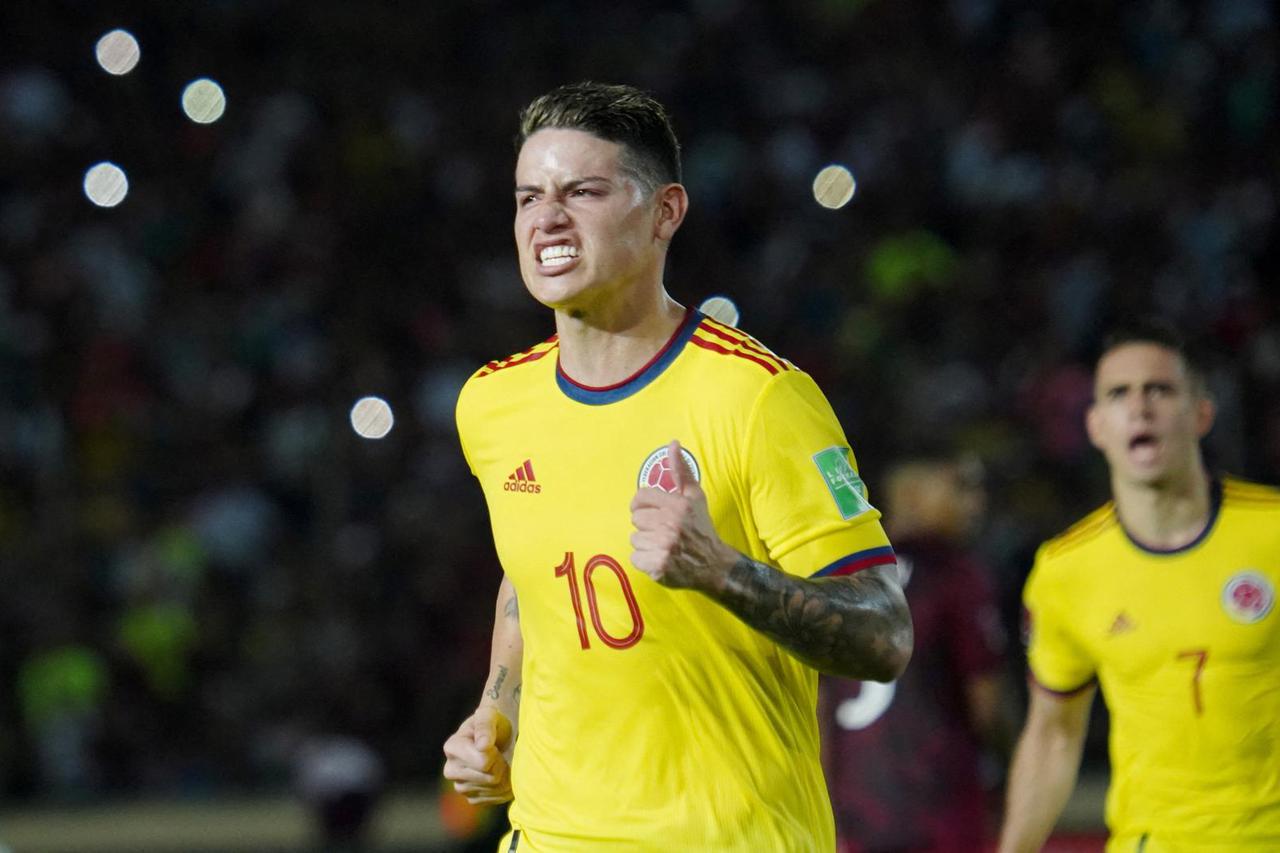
top-left (513, 128), bottom-right (663, 316)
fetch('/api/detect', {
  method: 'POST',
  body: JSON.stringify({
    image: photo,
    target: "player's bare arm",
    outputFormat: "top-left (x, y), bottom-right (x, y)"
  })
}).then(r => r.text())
top-left (481, 578), bottom-right (523, 721)
top-left (442, 575), bottom-right (522, 805)
top-left (997, 683), bottom-right (1095, 853)
top-left (631, 440), bottom-right (912, 681)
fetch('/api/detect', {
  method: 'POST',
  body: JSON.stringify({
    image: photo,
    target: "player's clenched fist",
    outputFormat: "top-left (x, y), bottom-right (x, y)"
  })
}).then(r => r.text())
top-left (442, 705), bottom-right (514, 805)
top-left (630, 439), bottom-right (739, 591)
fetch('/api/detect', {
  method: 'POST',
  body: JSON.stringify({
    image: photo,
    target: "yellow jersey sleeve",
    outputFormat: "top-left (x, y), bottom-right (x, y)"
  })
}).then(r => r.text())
top-left (1024, 544), bottom-right (1097, 692)
top-left (455, 379), bottom-right (478, 477)
top-left (743, 369), bottom-right (894, 578)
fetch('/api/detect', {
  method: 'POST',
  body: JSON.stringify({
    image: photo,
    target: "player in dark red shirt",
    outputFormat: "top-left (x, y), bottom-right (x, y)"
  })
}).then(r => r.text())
top-left (821, 454), bottom-right (1008, 853)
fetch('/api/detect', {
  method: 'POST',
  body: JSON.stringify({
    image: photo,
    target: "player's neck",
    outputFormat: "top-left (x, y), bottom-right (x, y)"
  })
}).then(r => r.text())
top-left (554, 290), bottom-right (687, 388)
top-left (1111, 464), bottom-right (1212, 550)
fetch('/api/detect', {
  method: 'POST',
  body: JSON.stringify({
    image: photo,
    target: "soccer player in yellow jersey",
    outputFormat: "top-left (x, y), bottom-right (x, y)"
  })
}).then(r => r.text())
top-left (998, 320), bottom-right (1280, 853)
top-left (440, 82), bottom-right (913, 851)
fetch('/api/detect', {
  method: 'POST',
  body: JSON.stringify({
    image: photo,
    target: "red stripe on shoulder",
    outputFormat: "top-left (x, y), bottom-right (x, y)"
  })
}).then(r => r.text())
top-left (1042, 506), bottom-right (1116, 558)
top-left (1223, 493), bottom-right (1280, 505)
top-left (477, 339), bottom-right (559, 378)
top-left (697, 320), bottom-right (790, 372)
top-left (821, 548), bottom-right (897, 578)
top-left (1222, 481), bottom-right (1280, 505)
top-left (690, 334), bottom-right (780, 375)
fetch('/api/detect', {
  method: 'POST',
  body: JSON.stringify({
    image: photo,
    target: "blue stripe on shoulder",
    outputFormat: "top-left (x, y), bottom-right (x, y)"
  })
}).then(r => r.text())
top-left (809, 545), bottom-right (896, 578)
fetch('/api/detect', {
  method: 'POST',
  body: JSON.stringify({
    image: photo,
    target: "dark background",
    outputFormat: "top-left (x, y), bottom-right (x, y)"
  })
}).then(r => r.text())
top-left (1, 0), bottom-right (1276, 837)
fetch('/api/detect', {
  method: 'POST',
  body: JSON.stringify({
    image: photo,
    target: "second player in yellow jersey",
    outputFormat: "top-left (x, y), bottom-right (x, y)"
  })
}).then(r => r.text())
top-left (999, 321), bottom-right (1280, 853)
top-left (1027, 478), bottom-right (1280, 850)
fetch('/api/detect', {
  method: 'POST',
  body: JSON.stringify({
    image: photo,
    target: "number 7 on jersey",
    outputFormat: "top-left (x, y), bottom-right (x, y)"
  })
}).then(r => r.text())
top-left (1176, 648), bottom-right (1208, 715)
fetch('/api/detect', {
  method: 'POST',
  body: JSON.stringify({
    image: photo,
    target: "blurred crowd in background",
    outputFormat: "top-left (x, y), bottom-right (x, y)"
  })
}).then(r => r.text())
top-left (2, 0), bottom-right (1277, 823)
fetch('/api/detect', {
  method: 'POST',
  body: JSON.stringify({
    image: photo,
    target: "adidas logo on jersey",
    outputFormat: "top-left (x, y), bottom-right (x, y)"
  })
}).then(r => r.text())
top-left (1107, 611), bottom-right (1136, 636)
top-left (504, 459), bottom-right (541, 493)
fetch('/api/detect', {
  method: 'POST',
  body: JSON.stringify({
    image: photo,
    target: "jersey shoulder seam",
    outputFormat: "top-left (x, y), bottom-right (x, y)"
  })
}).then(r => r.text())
top-left (1041, 503), bottom-right (1117, 559)
top-left (688, 318), bottom-right (794, 376)
top-left (1221, 476), bottom-right (1280, 506)
top-left (473, 336), bottom-right (559, 379)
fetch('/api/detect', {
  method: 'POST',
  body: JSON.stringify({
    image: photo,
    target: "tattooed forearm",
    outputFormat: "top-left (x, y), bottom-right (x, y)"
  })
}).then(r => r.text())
top-left (712, 559), bottom-right (912, 681)
top-left (487, 665), bottom-right (509, 700)
top-left (504, 592), bottom-right (518, 621)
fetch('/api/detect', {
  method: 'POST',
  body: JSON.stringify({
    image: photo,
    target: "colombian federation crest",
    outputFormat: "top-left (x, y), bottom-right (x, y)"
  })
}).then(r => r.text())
top-left (637, 446), bottom-right (700, 494)
top-left (1221, 571), bottom-right (1274, 624)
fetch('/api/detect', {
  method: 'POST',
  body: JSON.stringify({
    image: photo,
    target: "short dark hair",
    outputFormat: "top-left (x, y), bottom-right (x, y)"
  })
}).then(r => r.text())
top-left (516, 82), bottom-right (682, 195)
top-left (1098, 316), bottom-right (1207, 393)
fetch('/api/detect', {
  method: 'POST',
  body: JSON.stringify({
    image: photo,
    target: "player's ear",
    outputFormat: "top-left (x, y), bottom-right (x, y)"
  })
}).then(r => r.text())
top-left (1194, 394), bottom-right (1216, 438)
top-left (1084, 402), bottom-right (1105, 451)
top-left (654, 183), bottom-right (688, 241)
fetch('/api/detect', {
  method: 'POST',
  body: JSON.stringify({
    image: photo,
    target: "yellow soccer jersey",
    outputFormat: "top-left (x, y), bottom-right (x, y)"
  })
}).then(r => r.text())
top-left (1025, 478), bottom-right (1280, 851)
top-left (456, 309), bottom-right (894, 851)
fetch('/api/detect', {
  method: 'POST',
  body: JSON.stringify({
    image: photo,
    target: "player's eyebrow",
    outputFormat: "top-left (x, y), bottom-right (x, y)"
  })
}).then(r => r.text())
top-left (1101, 378), bottom-right (1179, 397)
top-left (1100, 381), bottom-right (1130, 397)
top-left (514, 176), bottom-right (613, 194)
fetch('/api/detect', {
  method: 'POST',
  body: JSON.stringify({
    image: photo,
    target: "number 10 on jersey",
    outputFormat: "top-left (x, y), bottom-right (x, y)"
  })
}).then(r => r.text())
top-left (555, 551), bottom-right (645, 650)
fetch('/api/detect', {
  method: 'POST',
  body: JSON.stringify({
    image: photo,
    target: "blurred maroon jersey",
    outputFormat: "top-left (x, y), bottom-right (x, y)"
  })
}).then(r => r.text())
top-left (820, 535), bottom-right (1006, 853)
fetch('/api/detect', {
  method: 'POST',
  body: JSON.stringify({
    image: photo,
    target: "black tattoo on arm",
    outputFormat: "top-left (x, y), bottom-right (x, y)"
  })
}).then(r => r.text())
top-left (487, 665), bottom-right (508, 700)
top-left (513, 683), bottom-right (522, 707)
top-left (504, 592), bottom-right (518, 621)
top-left (713, 559), bottom-right (912, 681)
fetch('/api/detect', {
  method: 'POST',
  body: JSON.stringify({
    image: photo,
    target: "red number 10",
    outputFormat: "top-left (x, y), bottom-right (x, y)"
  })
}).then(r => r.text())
top-left (555, 551), bottom-right (645, 650)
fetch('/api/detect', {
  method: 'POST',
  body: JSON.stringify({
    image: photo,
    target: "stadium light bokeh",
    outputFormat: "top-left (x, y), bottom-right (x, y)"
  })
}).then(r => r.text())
top-left (698, 295), bottom-right (741, 327)
top-left (812, 164), bottom-right (856, 210)
top-left (95, 29), bottom-right (140, 75)
top-left (350, 396), bottom-right (395, 439)
top-left (83, 162), bottom-right (129, 207)
top-left (181, 78), bottom-right (227, 124)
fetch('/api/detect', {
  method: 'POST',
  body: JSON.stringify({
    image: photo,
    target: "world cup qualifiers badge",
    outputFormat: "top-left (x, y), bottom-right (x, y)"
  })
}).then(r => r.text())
top-left (638, 446), bottom-right (701, 494)
top-left (1221, 571), bottom-right (1274, 624)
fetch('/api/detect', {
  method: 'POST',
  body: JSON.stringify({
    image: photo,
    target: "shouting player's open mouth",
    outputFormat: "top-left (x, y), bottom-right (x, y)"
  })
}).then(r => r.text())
top-left (1128, 431), bottom-right (1160, 465)
top-left (537, 242), bottom-right (581, 275)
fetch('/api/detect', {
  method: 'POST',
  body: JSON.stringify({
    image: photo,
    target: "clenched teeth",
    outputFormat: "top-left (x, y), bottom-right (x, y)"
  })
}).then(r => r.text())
top-left (540, 245), bottom-right (580, 265)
